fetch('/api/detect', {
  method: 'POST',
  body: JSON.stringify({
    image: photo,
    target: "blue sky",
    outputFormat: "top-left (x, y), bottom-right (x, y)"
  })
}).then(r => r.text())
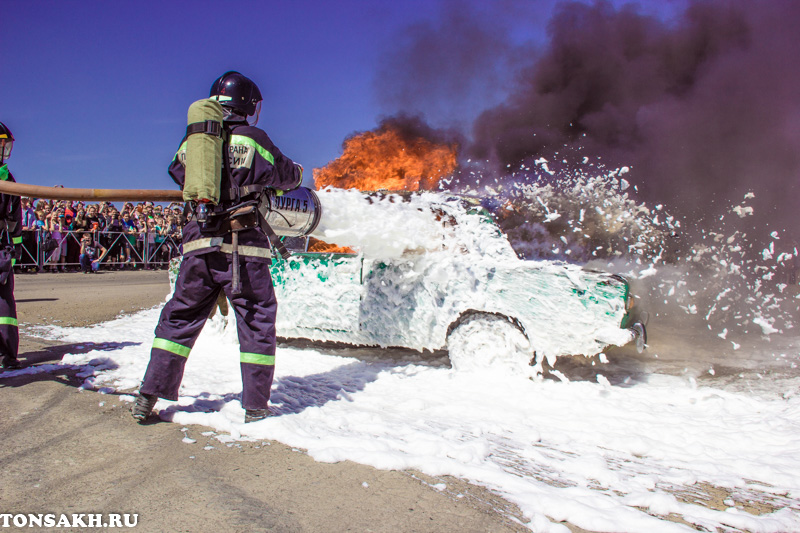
top-left (1, 0), bottom-right (682, 190)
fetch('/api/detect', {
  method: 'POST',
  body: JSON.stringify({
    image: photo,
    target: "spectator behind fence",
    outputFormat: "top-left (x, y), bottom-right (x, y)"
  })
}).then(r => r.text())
top-left (13, 199), bottom-right (187, 272)
top-left (79, 232), bottom-right (106, 274)
top-left (104, 210), bottom-right (126, 267)
top-left (19, 198), bottom-right (37, 270)
top-left (70, 208), bottom-right (88, 233)
top-left (86, 204), bottom-right (104, 233)
top-left (45, 206), bottom-right (67, 272)
top-left (63, 200), bottom-right (75, 226)
top-left (21, 198), bottom-right (35, 229)
top-left (33, 211), bottom-right (45, 231)
top-left (141, 218), bottom-right (157, 270)
top-left (121, 211), bottom-right (137, 265)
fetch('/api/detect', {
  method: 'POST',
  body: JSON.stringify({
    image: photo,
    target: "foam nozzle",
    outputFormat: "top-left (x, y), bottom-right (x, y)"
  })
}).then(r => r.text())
top-left (196, 202), bottom-right (209, 224)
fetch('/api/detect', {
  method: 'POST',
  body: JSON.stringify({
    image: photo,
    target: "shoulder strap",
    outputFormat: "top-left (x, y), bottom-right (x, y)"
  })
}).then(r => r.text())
top-left (220, 124), bottom-right (234, 197)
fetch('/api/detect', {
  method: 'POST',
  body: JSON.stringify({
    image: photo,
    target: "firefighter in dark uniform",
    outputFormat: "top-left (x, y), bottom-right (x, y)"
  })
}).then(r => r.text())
top-left (133, 72), bottom-right (303, 423)
top-left (0, 122), bottom-right (23, 370)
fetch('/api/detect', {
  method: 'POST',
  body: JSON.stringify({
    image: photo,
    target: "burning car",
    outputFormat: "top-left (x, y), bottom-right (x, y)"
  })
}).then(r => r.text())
top-left (268, 189), bottom-right (646, 373)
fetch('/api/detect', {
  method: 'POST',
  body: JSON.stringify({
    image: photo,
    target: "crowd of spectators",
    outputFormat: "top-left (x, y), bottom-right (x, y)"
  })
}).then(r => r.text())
top-left (18, 198), bottom-right (184, 273)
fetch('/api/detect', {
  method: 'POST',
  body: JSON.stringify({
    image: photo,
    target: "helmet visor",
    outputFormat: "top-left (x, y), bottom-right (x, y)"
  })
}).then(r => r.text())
top-left (248, 101), bottom-right (262, 127)
top-left (2, 140), bottom-right (12, 161)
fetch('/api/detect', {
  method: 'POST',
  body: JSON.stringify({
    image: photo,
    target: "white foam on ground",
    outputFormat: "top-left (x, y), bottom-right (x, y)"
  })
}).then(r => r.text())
top-left (15, 311), bottom-right (800, 532)
top-left (5, 187), bottom-right (799, 532)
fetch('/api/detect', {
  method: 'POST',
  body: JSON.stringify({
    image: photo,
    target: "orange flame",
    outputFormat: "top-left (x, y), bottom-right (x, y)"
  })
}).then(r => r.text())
top-left (306, 237), bottom-right (355, 255)
top-left (313, 124), bottom-right (458, 191)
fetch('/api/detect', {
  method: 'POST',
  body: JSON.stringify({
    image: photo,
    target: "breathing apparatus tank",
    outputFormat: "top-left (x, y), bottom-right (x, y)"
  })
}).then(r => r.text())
top-left (183, 98), bottom-right (225, 207)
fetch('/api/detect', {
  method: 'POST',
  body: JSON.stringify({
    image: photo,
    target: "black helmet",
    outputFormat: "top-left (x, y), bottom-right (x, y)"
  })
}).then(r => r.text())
top-left (0, 121), bottom-right (13, 163)
top-left (209, 71), bottom-right (263, 117)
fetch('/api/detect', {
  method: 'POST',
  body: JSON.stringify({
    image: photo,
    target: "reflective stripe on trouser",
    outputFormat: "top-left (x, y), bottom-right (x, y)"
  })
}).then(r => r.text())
top-left (139, 252), bottom-right (277, 409)
top-left (0, 271), bottom-right (18, 359)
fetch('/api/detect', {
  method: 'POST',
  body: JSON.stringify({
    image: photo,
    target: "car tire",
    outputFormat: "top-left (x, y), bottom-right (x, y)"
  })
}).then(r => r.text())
top-left (631, 322), bottom-right (647, 354)
top-left (446, 313), bottom-right (534, 373)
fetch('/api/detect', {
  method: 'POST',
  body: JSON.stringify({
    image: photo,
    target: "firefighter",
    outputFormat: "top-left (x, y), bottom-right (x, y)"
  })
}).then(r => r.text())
top-left (133, 72), bottom-right (303, 423)
top-left (0, 121), bottom-right (23, 370)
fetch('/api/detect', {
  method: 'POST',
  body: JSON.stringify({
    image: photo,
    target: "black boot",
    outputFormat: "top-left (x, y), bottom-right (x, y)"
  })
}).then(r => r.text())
top-left (244, 408), bottom-right (270, 423)
top-left (132, 393), bottom-right (158, 422)
top-left (1, 356), bottom-right (22, 370)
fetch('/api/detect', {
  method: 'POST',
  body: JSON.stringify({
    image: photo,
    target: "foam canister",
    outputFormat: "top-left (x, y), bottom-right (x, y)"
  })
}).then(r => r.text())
top-left (260, 187), bottom-right (322, 237)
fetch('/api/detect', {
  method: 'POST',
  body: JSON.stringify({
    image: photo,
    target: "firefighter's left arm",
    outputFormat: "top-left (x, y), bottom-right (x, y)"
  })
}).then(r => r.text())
top-left (168, 137), bottom-right (188, 189)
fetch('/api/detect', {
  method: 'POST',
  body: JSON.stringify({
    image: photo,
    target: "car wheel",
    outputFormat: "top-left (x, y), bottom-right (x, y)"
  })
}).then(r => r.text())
top-left (631, 322), bottom-right (647, 353)
top-left (447, 313), bottom-right (533, 373)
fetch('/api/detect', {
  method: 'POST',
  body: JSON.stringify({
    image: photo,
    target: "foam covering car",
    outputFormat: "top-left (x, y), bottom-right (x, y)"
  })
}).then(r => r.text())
top-left (266, 190), bottom-right (647, 373)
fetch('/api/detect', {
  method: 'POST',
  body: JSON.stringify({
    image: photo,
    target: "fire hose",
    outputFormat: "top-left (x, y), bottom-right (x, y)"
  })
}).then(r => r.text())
top-left (0, 178), bottom-right (322, 239)
top-left (0, 180), bottom-right (323, 303)
top-left (0, 180), bottom-right (183, 202)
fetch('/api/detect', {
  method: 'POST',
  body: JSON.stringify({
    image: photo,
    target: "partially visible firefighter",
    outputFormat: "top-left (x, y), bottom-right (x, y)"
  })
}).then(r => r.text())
top-left (0, 121), bottom-right (23, 370)
top-left (133, 72), bottom-right (303, 423)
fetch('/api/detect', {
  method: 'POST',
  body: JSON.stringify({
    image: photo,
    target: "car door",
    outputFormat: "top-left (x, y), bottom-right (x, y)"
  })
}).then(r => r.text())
top-left (271, 253), bottom-right (363, 333)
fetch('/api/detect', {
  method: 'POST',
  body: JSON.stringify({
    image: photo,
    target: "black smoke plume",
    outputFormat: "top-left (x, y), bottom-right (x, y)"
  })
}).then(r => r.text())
top-left (378, 0), bottom-right (800, 241)
top-left (372, 114), bottom-right (465, 150)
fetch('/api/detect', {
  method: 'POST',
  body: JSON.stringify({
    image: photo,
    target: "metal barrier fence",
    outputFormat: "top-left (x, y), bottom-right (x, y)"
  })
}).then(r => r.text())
top-left (15, 229), bottom-right (182, 271)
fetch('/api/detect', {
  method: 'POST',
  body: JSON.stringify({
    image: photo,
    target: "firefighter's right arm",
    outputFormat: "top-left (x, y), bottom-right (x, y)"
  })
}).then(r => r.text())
top-left (247, 129), bottom-right (303, 193)
top-left (271, 151), bottom-right (303, 193)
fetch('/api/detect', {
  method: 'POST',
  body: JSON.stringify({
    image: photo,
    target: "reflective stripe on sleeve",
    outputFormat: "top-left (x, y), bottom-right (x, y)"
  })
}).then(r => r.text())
top-left (240, 352), bottom-right (275, 366)
top-left (152, 337), bottom-right (191, 358)
top-left (12, 236), bottom-right (22, 244)
top-left (230, 135), bottom-right (275, 165)
top-left (0, 317), bottom-right (18, 327)
top-left (174, 141), bottom-right (188, 162)
top-left (183, 237), bottom-right (271, 259)
top-left (292, 164), bottom-right (304, 189)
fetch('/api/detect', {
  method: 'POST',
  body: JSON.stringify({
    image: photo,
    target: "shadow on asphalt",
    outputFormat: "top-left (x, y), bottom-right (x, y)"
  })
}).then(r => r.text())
top-left (157, 360), bottom-right (386, 420)
top-left (0, 341), bottom-right (140, 390)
